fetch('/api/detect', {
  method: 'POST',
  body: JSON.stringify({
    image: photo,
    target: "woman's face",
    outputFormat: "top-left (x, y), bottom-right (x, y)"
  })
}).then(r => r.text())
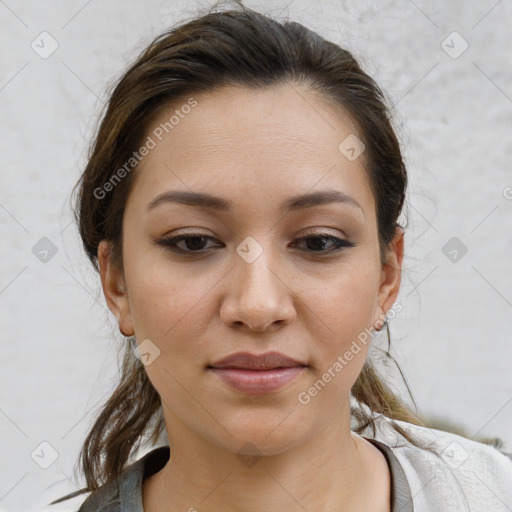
top-left (99, 83), bottom-right (403, 455)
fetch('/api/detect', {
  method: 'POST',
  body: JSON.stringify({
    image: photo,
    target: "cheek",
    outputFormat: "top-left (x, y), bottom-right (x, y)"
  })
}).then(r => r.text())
top-left (303, 260), bottom-right (380, 345)
top-left (123, 233), bottom-right (204, 331)
top-left (124, 253), bottom-right (219, 363)
top-left (125, 266), bottom-right (217, 407)
top-left (297, 258), bottom-right (380, 394)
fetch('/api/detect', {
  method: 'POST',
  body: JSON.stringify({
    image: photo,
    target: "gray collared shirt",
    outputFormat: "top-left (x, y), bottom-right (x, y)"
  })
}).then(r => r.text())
top-left (73, 441), bottom-right (413, 511)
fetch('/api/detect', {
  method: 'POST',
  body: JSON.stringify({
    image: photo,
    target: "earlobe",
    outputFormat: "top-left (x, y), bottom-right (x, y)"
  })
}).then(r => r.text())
top-left (97, 240), bottom-right (135, 337)
top-left (373, 227), bottom-right (404, 330)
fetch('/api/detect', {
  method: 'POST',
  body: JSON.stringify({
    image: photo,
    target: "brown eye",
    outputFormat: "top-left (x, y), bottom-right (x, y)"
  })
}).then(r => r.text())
top-left (156, 234), bottom-right (223, 253)
top-left (292, 234), bottom-right (355, 254)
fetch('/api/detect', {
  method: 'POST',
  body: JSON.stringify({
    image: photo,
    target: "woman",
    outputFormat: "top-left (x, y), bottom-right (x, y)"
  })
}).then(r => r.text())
top-left (47, 1), bottom-right (512, 511)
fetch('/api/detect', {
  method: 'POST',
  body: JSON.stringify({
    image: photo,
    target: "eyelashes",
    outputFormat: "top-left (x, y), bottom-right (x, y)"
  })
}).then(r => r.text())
top-left (155, 232), bottom-right (356, 257)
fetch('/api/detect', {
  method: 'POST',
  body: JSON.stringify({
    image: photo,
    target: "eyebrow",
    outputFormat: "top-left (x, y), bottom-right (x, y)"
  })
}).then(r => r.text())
top-left (146, 189), bottom-right (363, 215)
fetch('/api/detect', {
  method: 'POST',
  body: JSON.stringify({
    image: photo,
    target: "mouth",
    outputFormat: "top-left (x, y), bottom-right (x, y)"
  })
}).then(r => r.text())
top-left (207, 351), bottom-right (308, 394)
top-left (208, 351), bottom-right (308, 370)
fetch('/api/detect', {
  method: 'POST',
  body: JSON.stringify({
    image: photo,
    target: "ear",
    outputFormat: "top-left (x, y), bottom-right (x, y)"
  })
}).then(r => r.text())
top-left (97, 240), bottom-right (135, 337)
top-left (373, 227), bottom-right (404, 331)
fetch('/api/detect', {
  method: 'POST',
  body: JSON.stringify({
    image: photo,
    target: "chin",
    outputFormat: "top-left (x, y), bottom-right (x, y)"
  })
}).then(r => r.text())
top-left (208, 412), bottom-right (312, 456)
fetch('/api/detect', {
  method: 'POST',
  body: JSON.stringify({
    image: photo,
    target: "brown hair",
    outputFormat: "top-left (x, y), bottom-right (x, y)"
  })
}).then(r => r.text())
top-left (52, 0), bottom-right (435, 503)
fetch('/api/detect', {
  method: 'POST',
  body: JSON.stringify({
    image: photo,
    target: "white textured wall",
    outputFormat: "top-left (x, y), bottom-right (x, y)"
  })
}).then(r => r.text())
top-left (1, 0), bottom-right (511, 509)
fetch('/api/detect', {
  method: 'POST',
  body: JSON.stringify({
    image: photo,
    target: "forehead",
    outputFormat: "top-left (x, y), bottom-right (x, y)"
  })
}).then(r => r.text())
top-left (126, 83), bottom-right (375, 217)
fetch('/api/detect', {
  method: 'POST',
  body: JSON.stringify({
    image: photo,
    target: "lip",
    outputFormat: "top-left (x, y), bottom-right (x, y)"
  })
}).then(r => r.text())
top-left (207, 351), bottom-right (308, 395)
top-left (209, 367), bottom-right (307, 394)
top-left (208, 351), bottom-right (307, 370)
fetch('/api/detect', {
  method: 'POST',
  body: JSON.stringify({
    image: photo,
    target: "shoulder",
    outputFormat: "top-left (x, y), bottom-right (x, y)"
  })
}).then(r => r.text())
top-left (34, 477), bottom-right (119, 512)
top-left (368, 414), bottom-right (512, 511)
top-left (35, 446), bottom-right (169, 512)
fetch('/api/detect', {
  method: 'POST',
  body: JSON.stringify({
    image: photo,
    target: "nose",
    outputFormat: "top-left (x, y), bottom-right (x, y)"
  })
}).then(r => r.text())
top-left (219, 247), bottom-right (296, 333)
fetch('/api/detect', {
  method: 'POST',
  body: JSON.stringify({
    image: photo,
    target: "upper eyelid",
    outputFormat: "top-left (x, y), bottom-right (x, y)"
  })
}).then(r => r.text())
top-left (162, 225), bottom-right (348, 238)
top-left (161, 230), bottom-right (348, 242)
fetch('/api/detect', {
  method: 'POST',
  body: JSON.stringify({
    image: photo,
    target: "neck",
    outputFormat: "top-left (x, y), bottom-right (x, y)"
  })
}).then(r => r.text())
top-left (142, 399), bottom-right (390, 511)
